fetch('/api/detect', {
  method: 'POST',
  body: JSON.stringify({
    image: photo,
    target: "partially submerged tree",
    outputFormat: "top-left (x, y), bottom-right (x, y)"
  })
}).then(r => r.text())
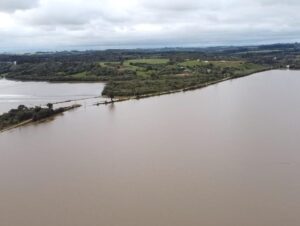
top-left (108, 91), bottom-right (115, 101)
top-left (47, 103), bottom-right (53, 110)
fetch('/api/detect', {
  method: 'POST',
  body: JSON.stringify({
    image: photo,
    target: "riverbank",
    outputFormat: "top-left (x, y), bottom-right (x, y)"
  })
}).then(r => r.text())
top-left (0, 104), bottom-right (81, 133)
top-left (95, 68), bottom-right (271, 105)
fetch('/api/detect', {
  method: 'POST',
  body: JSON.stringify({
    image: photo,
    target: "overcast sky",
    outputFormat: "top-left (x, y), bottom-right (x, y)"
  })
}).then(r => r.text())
top-left (0, 0), bottom-right (299, 52)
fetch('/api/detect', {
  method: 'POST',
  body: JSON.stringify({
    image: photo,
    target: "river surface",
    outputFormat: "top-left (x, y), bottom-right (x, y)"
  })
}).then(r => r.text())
top-left (1, 70), bottom-right (300, 226)
top-left (0, 79), bottom-right (105, 114)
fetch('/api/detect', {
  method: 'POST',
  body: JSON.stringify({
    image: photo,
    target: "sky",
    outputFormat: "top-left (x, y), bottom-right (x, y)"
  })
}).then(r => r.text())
top-left (0, 0), bottom-right (299, 52)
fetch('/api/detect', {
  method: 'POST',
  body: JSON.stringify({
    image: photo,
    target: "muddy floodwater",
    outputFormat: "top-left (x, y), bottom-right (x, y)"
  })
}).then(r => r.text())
top-left (1, 70), bottom-right (300, 226)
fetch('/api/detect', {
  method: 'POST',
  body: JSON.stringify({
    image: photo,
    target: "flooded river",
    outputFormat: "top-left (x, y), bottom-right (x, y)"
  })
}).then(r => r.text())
top-left (0, 79), bottom-right (105, 114)
top-left (1, 70), bottom-right (300, 226)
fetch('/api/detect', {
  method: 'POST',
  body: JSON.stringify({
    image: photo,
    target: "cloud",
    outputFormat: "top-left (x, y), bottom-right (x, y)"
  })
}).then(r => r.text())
top-left (0, 0), bottom-right (300, 51)
top-left (0, 0), bottom-right (39, 12)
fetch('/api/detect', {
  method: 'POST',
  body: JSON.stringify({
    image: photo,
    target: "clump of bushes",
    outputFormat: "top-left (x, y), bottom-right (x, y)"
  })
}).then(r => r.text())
top-left (0, 104), bottom-right (64, 130)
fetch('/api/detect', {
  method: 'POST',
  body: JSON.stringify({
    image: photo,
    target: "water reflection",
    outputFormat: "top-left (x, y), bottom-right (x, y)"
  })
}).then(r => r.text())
top-left (0, 79), bottom-right (105, 113)
top-left (108, 102), bottom-right (116, 112)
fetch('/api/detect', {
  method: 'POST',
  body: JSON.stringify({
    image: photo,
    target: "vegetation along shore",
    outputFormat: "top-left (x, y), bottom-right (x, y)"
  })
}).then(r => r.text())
top-left (0, 104), bottom-right (81, 133)
top-left (1, 43), bottom-right (299, 99)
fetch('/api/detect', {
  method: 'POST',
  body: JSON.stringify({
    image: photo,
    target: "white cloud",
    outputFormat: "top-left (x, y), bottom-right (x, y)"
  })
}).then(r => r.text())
top-left (0, 0), bottom-right (299, 51)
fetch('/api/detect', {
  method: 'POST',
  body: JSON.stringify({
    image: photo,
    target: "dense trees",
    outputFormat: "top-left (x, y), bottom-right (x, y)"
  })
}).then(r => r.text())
top-left (0, 104), bottom-right (66, 130)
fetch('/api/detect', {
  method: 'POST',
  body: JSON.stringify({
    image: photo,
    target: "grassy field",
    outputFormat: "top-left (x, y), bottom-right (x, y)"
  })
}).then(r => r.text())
top-left (179, 60), bottom-right (245, 68)
top-left (121, 58), bottom-right (169, 78)
top-left (123, 58), bottom-right (169, 66)
top-left (70, 71), bottom-right (88, 78)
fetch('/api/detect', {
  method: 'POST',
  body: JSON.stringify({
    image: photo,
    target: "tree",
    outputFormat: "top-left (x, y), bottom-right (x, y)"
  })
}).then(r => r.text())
top-left (17, 105), bottom-right (27, 111)
top-left (108, 91), bottom-right (115, 101)
top-left (47, 103), bottom-right (53, 110)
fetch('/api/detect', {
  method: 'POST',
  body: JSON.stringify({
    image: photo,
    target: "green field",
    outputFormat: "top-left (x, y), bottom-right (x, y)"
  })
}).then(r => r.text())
top-left (179, 60), bottom-right (245, 68)
top-left (121, 58), bottom-right (169, 78)
top-left (124, 58), bottom-right (169, 66)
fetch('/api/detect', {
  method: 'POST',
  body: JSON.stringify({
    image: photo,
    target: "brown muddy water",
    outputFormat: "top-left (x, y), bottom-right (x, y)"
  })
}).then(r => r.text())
top-left (1, 70), bottom-right (300, 226)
